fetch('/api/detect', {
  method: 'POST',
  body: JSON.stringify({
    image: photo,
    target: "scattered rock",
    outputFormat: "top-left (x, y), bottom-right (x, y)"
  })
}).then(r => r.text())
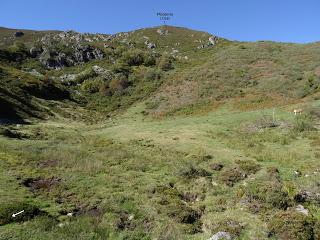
top-left (295, 205), bottom-right (309, 216)
top-left (208, 231), bottom-right (232, 240)
top-left (209, 35), bottom-right (218, 45)
top-left (157, 29), bottom-right (169, 35)
top-left (147, 42), bottom-right (156, 49)
top-left (294, 170), bottom-right (302, 177)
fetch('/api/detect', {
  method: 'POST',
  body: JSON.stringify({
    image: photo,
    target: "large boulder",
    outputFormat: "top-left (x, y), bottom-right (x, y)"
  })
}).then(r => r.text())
top-left (209, 36), bottom-right (218, 45)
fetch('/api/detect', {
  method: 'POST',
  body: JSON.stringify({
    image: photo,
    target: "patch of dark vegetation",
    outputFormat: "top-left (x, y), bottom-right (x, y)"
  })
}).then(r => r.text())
top-left (219, 167), bottom-right (246, 186)
top-left (0, 201), bottom-right (44, 225)
top-left (28, 127), bottom-right (49, 140)
top-left (154, 185), bottom-right (203, 233)
top-left (235, 159), bottom-right (261, 175)
top-left (22, 79), bottom-right (70, 100)
top-left (0, 126), bottom-right (24, 139)
top-left (292, 115), bottom-right (316, 132)
top-left (167, 203), bottom-right (202, 225)
top-left (307, 106), bottom-right (320, 119)
top-left (219, 160), bottom-right (261, 186)
top-left (295, 189), bottom-right (320, 205)
top-left (245, 115), bottom-right (288, 133)
top-left (206, 219), bottom-right (244, 238)
top-left (116, 211), bottom-right (136, 231)
top-left (180, 192), bottom-right (200, 203)
top-left (22, 176), bottom-right (61, 193)
top-left (38, 158), bottom-right (59, 168)
top-left (154, 185), bottom-right (182, 204)
top-left (179, 165), bottom-right (211, 179)
top-left (242, 168), bottom-right (290, 211)
top-left (209, 162), bottom-right (224, 171)
top-left (73, 205), bottom-right (104, 218)
top-left (268, 210), bottom-right (316, 240)
top-left (115, 211), bottom-right (152, 239)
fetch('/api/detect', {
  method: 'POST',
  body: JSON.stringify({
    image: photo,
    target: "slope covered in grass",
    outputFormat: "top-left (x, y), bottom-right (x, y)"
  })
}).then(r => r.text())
top-left (0, 25), bottom-right (320, 239)
top-left (0, 101), bottom-right (319, 239)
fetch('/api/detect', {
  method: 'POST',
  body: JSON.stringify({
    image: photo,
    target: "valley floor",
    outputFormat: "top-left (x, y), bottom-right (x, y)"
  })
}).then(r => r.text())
top-left (0, 101), bottom-right (320, 239)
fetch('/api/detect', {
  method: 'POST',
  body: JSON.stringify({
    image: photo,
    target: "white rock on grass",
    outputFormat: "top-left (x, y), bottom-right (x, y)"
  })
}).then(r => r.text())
top-left (208, 231), bottom-right (232, 240)
top-left (295, 204), bottom-right (309, 216)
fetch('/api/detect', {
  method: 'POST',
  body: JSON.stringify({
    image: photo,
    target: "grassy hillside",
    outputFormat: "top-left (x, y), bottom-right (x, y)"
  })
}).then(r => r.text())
top-left (0, 25), bottom-right (319, 239)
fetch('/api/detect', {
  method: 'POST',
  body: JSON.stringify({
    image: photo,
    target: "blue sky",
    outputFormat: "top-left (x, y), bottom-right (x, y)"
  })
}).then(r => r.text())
top-left (1, 0), bottom-right (320, 43)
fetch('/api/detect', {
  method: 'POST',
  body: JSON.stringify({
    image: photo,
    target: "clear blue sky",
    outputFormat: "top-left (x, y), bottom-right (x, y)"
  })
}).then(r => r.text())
top-left (1, 0), bottom-right (320, 43)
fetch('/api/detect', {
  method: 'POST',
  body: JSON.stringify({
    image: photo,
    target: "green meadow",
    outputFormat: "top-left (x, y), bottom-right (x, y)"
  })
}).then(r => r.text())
top-left (1, 100), bottom-right (319, 239)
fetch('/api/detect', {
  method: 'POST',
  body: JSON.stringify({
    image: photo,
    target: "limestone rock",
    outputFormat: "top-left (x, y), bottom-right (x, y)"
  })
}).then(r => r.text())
top-left (295, 204), bottom-right (309, 215)
top-left (209, 35), bottom-right (218, 45)
top-left (157, 29), bottom-right (169, 35)
top-left (208, 231), bottom-right (232, 240)
top-left (147, 42), bottom-right (156, 49)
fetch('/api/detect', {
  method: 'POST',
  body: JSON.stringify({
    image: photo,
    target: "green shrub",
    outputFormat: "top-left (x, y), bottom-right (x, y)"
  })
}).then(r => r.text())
top-left (0, 127), bottom-right (23, 139)
top-left (292, 115), bottom-right (315, 132)
top-left (0, 201), bottom-right (43, 225)
top-left (219, 167), bottom-right (246, 186)
top-left (75, 68), bottom-right (98, 84)
top-left (158, 55), bottom-right (174, 71)
top-left (144, 69), bottom-right (162, 81)
top-left (235, 159), bottom-right (261, 175)
top-left (81, 77), bottom-right (104, 93)
top-left (109, 74), bottom-right (129, 95)
top-left (179, 165), bottom-right (211, 179)
top-left (245, 180), bottom-right (289, 209)
top-left (307, 106), bottom-right (320, 119)
top-left (121, 49), bottom-right (145, 66)
top-left (268, 210), bottom-right (315, 240)
top-left (208, 219), bottom-right (244, 238)
top-left (143, 53), bottom-right (157, 67)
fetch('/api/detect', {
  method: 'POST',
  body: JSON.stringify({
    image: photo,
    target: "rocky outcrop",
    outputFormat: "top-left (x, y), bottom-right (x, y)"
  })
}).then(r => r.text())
top-left (37, 45), bottom-right (104, 69)
top-left (209, 35), bottom-right (218, 45)
top-left (157, 29), bottom-right (169, 35)
top-left (147, 42), bottom-right (156, 49)
top-left (197, 36), bottom-right (219, 49)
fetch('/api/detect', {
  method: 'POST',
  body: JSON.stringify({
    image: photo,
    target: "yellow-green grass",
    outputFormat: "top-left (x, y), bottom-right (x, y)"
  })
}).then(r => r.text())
top-left (0, 100), bottom-right (319, 239)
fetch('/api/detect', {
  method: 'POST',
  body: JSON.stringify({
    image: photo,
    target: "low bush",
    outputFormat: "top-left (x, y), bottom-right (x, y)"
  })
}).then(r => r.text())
top-left (268, 210), bottom-right (315, 240)
top-left (158, 55), bottom-right (174, 71)
top-left (179, 165), bottom-right (211, 179)
top-left (235, 159), bottom-right (261, 175)
top-left (0, 201), bottom-right (43, 225)
top-left (121, 49), bottom-right (145, 66)
top-left (292, 115), bottom-right (315, 132)
top-left (81, 77), bottom-right (104, 94)
top-left (75, 68), bottom-right (98, 84)
top-left (208, 219), bottom-right (244, 238)
top-left (219, 167), bottom-right (246, 186)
